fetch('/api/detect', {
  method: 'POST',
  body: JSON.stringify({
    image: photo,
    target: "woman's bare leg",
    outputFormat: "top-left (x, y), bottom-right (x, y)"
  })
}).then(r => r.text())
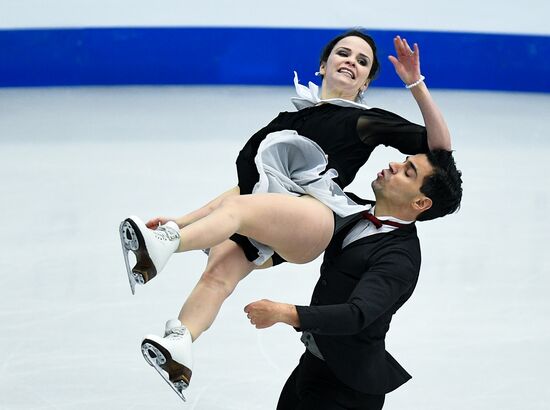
top-left (178, 239), bottom-right (260, 340)
top-left (176, 193), bottom-right (334, 264)
top-left (174, 186), bottom-right (240, 227)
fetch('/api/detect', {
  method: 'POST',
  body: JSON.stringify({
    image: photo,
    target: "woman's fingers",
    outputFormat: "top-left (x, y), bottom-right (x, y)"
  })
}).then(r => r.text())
top-left (403, 38), bottom-right (413, 54)
top-left (145, 216), bottom-right (172, 228)
top-left (394, 36), bottom-right (420, 61)
top-left (145, 218), bottom-right (160, 228)
top-left (394, 35), bottom-right (405, 56)
top-left (388, 55), bottom-right (401, 70)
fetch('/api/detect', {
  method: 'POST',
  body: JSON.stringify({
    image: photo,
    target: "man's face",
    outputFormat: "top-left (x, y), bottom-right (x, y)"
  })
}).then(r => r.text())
top-left (372, 154), bottom-right (434, 211)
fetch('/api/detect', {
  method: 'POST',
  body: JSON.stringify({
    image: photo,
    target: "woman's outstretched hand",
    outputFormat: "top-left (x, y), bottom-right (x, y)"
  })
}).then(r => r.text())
top-left (244, 299), bottom-right (300, 329)
top-left (388, 35), bottom-right (422, 86)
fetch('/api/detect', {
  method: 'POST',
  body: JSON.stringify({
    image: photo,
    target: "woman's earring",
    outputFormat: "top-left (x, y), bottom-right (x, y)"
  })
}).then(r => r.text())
top-left (314, 71), bottom-right (321, 77)
top-left (357, 88), bottom-right (366, 103)
top-left (357, 82), bottom-right (369, 102)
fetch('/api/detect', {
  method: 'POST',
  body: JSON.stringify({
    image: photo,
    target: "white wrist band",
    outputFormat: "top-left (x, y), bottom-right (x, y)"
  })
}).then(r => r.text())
top-left (405, 75), bottom-right (425, 89)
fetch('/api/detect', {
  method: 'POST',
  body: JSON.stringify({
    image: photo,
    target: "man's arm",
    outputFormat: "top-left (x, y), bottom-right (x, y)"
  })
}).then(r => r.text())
top-left (245, 247), bottom-right (418, 334)
top-left (244, 299), bottom-right (300, 329)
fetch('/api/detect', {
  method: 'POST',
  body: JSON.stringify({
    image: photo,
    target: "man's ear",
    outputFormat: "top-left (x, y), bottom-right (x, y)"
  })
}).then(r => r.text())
top-left (413, 196), bottom-right (432, 213)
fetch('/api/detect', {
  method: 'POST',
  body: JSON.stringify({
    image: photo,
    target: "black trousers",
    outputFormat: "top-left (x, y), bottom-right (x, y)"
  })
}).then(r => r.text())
top-left (277, 351), bottom-right (385, 410)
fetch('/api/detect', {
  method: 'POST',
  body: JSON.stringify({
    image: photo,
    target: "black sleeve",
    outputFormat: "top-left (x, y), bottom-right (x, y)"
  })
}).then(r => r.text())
top-left (235, 122), bottom-right (278, 194)
top-left (295, 247), bottom-right (418, 335)
top-left (357, 108), bottom-right (429, 155)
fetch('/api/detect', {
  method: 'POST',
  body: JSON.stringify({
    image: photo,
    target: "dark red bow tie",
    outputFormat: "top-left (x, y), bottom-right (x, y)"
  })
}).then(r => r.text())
top-left (361, 211), bottom-right (407, 229)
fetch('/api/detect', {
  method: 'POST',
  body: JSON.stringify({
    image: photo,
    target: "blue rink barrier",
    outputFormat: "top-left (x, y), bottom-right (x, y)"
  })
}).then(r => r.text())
top-left (1, 27), bottom-right (549, 92)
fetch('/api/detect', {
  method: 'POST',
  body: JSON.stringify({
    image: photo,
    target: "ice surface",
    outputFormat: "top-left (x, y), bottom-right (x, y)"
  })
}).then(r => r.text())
top-left (1, 85), bottom-right (549, 409)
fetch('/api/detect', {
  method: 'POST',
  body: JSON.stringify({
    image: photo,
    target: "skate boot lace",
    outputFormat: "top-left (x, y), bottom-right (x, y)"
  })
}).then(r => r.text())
top-left (154, 224), bottom-right (180, 241)
top-left (165, 326), bottom-right (187, 339)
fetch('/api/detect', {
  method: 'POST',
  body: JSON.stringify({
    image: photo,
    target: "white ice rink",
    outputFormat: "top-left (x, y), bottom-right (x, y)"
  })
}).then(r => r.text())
top-left (1, 84), bottom-right (549, 409)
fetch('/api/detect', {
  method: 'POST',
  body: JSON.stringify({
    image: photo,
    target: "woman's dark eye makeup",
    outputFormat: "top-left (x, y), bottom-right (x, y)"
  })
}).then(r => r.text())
top-left (336, 49), bottom-right (369, 66)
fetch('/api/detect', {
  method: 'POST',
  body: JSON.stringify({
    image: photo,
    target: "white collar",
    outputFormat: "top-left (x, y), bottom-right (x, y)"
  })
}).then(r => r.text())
top-left (341, 205), bottom-right (414, 248)
top-left (370, 205), bottom-right (414, 225)
top-left (290, 71), bottom-right (372, 111)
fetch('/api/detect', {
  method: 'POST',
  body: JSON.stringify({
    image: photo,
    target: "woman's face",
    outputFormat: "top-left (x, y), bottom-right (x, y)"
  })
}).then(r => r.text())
top-left (320, 36), bottom-right (374, 99)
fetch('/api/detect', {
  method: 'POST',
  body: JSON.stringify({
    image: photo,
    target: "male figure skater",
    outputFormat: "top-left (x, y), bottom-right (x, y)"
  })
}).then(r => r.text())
top-left (245, 150), bottom-right (463, 409)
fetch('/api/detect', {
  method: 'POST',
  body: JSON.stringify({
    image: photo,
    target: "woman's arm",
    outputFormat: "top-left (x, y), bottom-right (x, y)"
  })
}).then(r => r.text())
top-left (146, 186), bottom-right (240, 229)
top-left (388, 36), bottom-right (452, 151)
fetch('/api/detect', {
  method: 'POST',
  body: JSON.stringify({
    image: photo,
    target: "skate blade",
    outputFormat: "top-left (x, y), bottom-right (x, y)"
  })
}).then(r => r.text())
top-left (119, 220), bottom-right (137, 295)
top-left (119, 219), bottom-right (145, 295)
top-left (142, 343), bottom-right (187, 402)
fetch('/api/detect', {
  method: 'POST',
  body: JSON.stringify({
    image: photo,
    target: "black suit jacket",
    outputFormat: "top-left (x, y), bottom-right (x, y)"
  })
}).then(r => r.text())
top-left (295, 215), bottom-right (421, 395)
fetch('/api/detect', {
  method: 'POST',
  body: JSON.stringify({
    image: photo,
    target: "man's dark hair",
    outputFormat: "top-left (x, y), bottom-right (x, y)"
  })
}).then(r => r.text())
top-left (417, 150), bottom-right (463, 221)
top-left (319, 30), bottom-right (380, 81)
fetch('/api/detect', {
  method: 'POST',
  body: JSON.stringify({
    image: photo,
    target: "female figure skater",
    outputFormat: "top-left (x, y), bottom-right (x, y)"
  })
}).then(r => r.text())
top-left (119, 30), bottom-right (452, 399)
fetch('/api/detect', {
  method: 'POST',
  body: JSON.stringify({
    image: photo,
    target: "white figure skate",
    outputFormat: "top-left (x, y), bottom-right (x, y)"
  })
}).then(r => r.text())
top-left (119, 216), bottom-right (180, 294)
top-left (141, 319), bottom-right (193, 402)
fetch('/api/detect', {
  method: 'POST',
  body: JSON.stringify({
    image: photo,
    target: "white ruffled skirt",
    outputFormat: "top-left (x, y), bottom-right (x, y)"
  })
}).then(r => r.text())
top-left (248, 129), bottom-right (370, 265)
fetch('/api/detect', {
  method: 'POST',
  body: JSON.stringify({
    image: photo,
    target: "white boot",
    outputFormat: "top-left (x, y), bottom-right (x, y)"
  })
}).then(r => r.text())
top-left (119, 216), bottom-right (180, 294)
top-left (141, 319), bottom-right (193, 402)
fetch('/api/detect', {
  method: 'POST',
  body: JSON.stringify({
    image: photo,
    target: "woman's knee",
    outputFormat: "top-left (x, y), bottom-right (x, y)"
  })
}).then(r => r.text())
top-left (216, 195), bottom-right (246, 226)
top-left (198, 266), bottom-right (237, 298)
top-left (199, 249), bottom-right (252, 298)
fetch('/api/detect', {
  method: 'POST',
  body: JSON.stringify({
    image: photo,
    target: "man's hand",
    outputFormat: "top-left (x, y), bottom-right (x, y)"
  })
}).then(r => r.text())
top-left (244, 299), bottom-right (300, 329)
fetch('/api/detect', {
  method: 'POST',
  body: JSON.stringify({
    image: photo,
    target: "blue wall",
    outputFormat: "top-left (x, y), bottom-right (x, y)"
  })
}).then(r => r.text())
top-left (1, 27), bottom-right (549, 92)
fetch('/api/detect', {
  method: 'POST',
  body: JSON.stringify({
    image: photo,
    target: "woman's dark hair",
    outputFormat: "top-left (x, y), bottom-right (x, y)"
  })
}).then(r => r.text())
top-left (319, 30), bottom-right (380, 81)
top-left (417, 150), bottom-right (463, 221)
